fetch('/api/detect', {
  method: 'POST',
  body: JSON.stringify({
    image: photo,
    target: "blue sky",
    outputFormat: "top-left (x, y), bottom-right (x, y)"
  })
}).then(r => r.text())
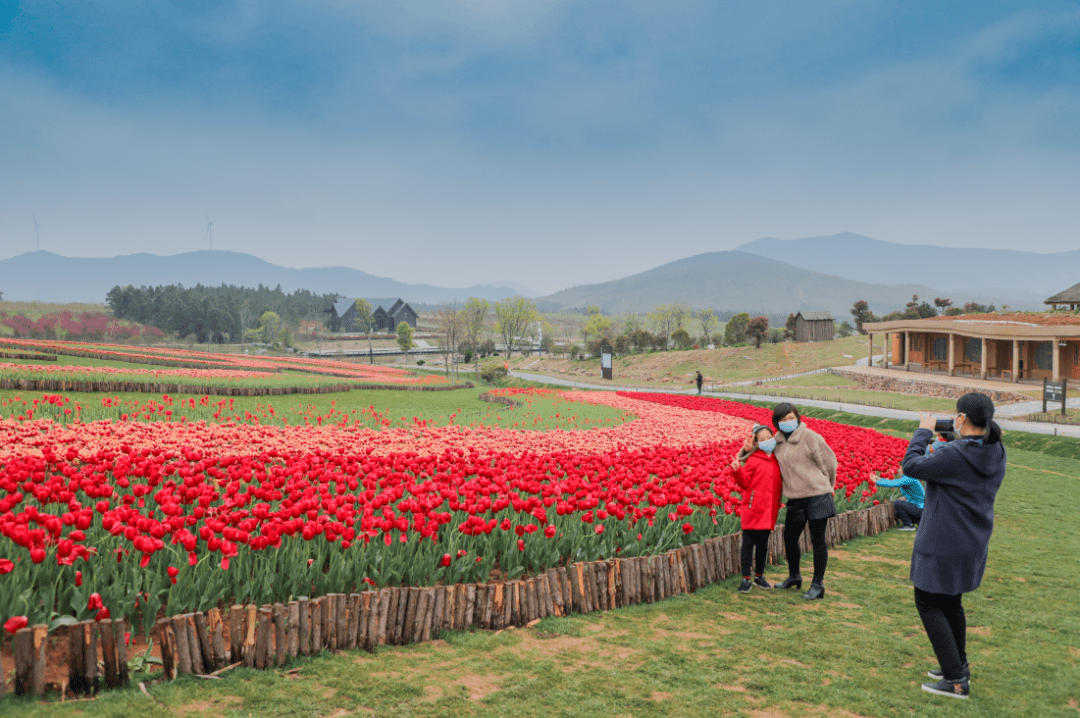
top-left (2, 1), bottom-right (1079, 294)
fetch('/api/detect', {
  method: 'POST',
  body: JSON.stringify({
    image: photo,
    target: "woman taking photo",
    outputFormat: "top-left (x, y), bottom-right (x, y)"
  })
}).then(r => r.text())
top-left (770, 403), bottom-right (837, 600)
top-left (901, 393), bottom-right (1005, 700)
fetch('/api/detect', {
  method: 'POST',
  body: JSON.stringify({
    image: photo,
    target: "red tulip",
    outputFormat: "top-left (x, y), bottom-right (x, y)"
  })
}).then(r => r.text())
top-left (87, 593), bottom-right (103, 611)
top-left (4, 616), bottom-right (28, 634)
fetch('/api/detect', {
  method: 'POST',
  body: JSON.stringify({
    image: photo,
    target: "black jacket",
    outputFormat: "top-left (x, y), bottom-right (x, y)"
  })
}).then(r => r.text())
top-left (901, 428), bottom-right (1006, 594)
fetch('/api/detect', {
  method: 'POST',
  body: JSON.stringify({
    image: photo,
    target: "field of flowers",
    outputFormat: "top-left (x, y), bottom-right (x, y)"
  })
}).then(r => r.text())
top-left (0, 382), bottom-right (908, 643)
top-left (0, 338), bottom-right (446, 389)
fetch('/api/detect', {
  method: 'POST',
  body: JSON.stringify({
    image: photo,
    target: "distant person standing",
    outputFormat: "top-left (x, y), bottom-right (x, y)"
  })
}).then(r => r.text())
top-left (901, 393), bottom-right (1006, 700)
top-left (695, 371), bottom-right (703, 395)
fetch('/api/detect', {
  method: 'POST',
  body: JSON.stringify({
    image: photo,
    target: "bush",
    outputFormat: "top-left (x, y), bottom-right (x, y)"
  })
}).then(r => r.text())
top-left (671, 328), bottom-right (693, 350)
top-left (416, 360), bottom-right (425, 366)
top-left (480, 363), bottom-right (509, 383)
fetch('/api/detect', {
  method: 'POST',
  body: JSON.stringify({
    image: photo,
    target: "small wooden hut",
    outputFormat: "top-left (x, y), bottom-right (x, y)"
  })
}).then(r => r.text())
top-left (1045, 282), bottom-right (1080, 311)
top-left (794, 311), bottom-right (835, 342)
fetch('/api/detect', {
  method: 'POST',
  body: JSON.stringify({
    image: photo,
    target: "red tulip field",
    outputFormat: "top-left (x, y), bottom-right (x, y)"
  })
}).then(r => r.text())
top-left (0, 365), bottom-right (906, 645)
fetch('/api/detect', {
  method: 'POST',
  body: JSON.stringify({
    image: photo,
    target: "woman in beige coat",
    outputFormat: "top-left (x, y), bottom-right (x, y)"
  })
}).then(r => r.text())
top-left (770, 402), bottom-right (837, 600)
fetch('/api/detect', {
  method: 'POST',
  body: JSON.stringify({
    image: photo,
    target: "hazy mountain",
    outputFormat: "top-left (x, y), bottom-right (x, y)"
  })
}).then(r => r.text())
top-left (535, 251), bottom-right (1044, 317)
top-left (0, 250), bottom-right (521, 304)
top-left (736, 232), bottom-right (1077, 299)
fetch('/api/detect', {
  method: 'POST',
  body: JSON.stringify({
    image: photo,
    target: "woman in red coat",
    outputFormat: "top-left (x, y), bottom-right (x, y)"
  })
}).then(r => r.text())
top-left (730, 424), bottom-right (783, 593)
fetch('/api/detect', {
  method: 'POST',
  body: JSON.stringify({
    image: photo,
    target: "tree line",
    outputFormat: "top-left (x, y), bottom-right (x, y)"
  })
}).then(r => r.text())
top-left (106, 284), bottom-right (340, 343)
top-left (849, 295), bottom-right (998, 334)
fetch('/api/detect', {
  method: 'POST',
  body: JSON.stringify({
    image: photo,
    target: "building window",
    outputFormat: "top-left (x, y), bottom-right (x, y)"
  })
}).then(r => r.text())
top-left (932, 336), bottom-right (948, 362)
top-left (1034, 342), bottom-right (1053, 371)
top-left (964, 338), bottom-right (982, 363)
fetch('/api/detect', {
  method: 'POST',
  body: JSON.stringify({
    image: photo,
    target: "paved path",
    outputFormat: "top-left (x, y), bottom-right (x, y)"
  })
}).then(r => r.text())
top-left (510, 371), bottom-right (1080, 438)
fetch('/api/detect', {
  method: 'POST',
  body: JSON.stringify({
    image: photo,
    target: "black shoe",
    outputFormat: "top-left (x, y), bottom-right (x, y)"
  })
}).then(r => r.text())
top-left (921, 677), bottom-right (969, 699)
top-left (928, 664), bottom-right (970, 681)
top-left (802, 583), bottom-right (825, 600)
top-left (737, 579), bottom-right (752, 593)
top-left (776, 575), bottom-right (803, 590)
top-left (753, 576), bottom-right (772, 590)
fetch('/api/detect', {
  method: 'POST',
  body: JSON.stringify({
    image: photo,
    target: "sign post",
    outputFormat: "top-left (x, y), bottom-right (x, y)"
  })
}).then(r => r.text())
top-left (600, 345), bottom-right (613, 380)
top-left (1043, 378), bottom-right (1066, 415)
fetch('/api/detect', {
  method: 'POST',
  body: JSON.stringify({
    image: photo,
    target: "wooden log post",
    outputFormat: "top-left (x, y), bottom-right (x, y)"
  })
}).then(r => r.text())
top-left (230, 605), bottom-right (245, 663)
top-left (113, 618), bottom-right (130, 687)
top-left (386, 589), bottom-right (402, 645)
top-left (297, 598), bottom-right (310, 655)
top-left (13, 627), bottom-right (33, 696)
top-left (568, 565), bottom-right (583, 613)
top-left (508, 581), bottom-right (522, 626)
top-left (207, 609), bottom-right (226, 671)
top-left (421, 588), bottom-right (437, 641)
top-left (357, 593), bottom-right (371, 649)
top-left (501, 584), bottom-right (514, 628)
top-left (558, 568), bottom-right (572, 614)
top-left (491, 584), bottom-right (505, 631)
top-left (345, 594), bottom-right (359, 650)
top-left (480, 585), bottom-right (494, 629)
top-left (432, 587), bottom-right (446, 637)
top-left (84, 621), bottom-right (100, 694)
top-left (525, 580), bottom-right (540, 623)
top-left (243, 605), bottom-right (257, 667)
top-left (545, 569), bottom-right (563, 616)
top-left (172, 617), bottom-right (193, 675)
top-left (455, 584), bottom-right (469, 630)
top-left (185, 615), bottom-right (205, 675)
top-left (366, 592), bottom-right (381, 651)
top-left (335, 593), bottom-right (348, 649)
top-left (411, 588), bottom-right (429, 641)
top-left (31, 623), bottom-right (47, 697)
top-left (99, 619), bottom-right (120, 689)
top-left (287, 601), bottom-right (300, 658)
top-left (69, 623), bottom-right (87, 693)
top-left (154, 619), bottom-right (175, 681)
top-left (463, 585), bottom-right (476, 631)
top-left (311, 597), bottom-right (323, 653)
top-left (322, 595), bottom-right (335, 651)
top-left (541, 574), bottom-right (555, 617)
top-left (593, 562), bottom-right (608, 612)
top-left (403, 587), bottom-right (420, 643)
top-left (0, 648), bottom-right (5, 698)
top-left (193, 612), bottom-right (214, 672)
top-left (607, 560), bottom-right (618, 609)
top-left (274, 604), bottom-right (287, 666)
top-left (254, 607), bottom-right (272, 669)
top-left (376, 589), bottom-right (392, 646)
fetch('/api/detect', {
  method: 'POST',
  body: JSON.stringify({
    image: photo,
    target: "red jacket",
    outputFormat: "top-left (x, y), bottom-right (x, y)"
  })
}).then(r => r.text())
top-left (733, 450), bottom-right (783, 530)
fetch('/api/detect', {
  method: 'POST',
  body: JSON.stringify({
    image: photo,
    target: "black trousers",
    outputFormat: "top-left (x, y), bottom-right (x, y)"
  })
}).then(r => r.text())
top-left (894, 500), bottom-right (923, 527)
top-left (784, 517), bottom-right (829, 584)
top-left (740, 529), bottom-right (771, 577)
top-left (914, 588), bottom-right (967, 681)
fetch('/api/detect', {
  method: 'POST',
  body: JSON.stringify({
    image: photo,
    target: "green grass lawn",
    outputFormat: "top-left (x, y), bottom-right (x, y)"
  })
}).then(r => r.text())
top-left (3, 446), bottom-right (1073, 718)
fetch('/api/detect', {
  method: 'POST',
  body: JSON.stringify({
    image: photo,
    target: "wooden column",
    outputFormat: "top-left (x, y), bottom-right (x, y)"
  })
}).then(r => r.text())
top-left (867, 332), bottom-right (873, 367)
top-left (980, 338), bottom-right (988, 380)
top-left (884, 332), bottom-right (889, 369)
top-left (948, 333), bottom-right (956, 376)
top-left (1012, 340), bottom-right (1020, 382)
top-left (1053, 339), bottom-right (1062, 381)
top-left (904, 331), bottom-right (911, 370)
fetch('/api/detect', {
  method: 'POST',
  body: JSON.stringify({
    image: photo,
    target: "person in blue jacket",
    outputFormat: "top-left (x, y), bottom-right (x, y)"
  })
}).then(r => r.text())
top-left (900, 393), bottom-right (1005, 700)
top-left (875, 471), bottom-right (925, 531)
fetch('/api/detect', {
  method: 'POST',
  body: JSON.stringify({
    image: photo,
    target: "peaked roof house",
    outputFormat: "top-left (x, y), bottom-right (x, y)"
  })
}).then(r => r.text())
top-left (794, 311), bottom-right (834, 342)
top-left (1045, 282), bottom-right (1080, 311)
top-left (330, 298), bottom-right (418, 333)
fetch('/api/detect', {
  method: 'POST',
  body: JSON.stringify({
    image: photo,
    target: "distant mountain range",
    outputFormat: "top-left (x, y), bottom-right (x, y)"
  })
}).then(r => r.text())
top-left (0, 250), bottom-right (522, 304)
top-left (735, 232), bottom-right (1072, 300)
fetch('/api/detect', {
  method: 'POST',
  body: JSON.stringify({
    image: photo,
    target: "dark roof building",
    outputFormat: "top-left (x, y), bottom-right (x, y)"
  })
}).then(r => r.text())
top-left (1045, 282), bottom-right (1080, 310)
top-left (794, 311), bottom-right (834, 342)
top-left (330, 298), bottom-right (418, 333)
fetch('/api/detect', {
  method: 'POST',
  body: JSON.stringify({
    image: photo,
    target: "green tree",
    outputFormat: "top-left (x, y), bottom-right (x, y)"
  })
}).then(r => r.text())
top-left (396, 321), bottom-right (415, 359)
top-left (785, 313), bottom-right (797, 340)
top-left (354, 299), bottom-right (375, 363)
top-left (648, 303), bottom-right (678, 349)
top-left (463, 298), bottom-right (491, 372)
top-left (746, 315), bottom-right (769, 349)
top-left (494, 297), bottom-right (538, 359)
top-left (850, 300), bottom-right (878, 334)
top-left (837, 320), bottom-right (854, 338)
top-left (246, 311), bottom-right (283, 344)
top-left (670, 327), bottom-right (693, 349)
top-left (582, 312), bottom-right (612, 345)
top-left (696, 308), bottom-right (717, 346)
top-left (723, 312), bottom-right (750, 345)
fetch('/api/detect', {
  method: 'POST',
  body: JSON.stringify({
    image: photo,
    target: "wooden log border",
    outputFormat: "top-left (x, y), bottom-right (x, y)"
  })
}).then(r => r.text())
top-left (17, 503), bottom-right (896, 694)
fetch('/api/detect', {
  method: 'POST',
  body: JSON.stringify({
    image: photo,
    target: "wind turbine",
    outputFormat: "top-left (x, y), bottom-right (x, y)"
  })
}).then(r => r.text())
top-left (32, 214), bottom-right (40, 251)
top-left (205, 216), bottom-right (213, 251)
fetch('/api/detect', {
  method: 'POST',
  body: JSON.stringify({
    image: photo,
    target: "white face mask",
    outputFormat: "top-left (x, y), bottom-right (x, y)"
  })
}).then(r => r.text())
top-left (757, 437), bottom-right (777, 454)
